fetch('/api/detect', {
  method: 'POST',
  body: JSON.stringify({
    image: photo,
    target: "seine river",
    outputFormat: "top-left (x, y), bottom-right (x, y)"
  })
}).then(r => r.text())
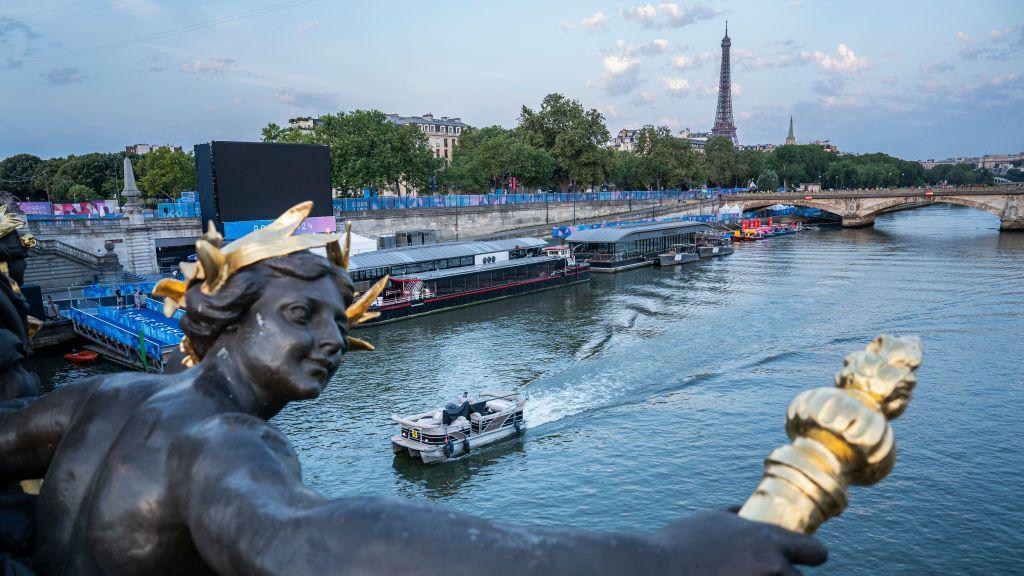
top-left (39, 204), bottom-right (1024, 574)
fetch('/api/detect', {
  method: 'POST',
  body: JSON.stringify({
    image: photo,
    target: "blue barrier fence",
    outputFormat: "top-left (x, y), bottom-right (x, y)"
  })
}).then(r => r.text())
top-left (552, 206), bottom-right (823, 238)
top-left (146, 297), bottom-right (185, 321)
top-left (83, 282), bottom-right (156, 298)
top-left (98, 306), bottom-right (183, 346)
top-left (61, 308), bottom-right (164, 359)
top-left (333, 188), bottom-right (750, 211)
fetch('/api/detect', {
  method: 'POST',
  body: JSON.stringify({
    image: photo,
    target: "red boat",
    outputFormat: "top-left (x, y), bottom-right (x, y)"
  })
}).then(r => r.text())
top-left (64, 350), bottom-right (99, 364)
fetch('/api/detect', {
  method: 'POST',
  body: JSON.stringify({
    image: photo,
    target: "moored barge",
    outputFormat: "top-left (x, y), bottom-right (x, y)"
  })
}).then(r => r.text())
top-left (348, 239), bottom-right (589, 325)
top-left (567, 221), bottom-right (711, 273)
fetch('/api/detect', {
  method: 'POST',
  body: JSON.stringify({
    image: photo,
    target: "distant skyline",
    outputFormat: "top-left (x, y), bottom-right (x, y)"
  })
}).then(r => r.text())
top-left (1, 0), bottom-right (1022, 160)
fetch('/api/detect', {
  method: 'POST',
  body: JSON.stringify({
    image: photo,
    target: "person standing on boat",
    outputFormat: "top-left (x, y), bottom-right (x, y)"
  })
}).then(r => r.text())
top-left (443, 391), bottom-right (473, 425)
top-left (133, 288), bottom-right (143, 309)
top-left (114, 287), bottom-right (123, 309)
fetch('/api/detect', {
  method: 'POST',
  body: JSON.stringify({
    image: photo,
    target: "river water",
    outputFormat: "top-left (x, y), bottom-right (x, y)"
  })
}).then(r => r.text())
top-left (39, 204), bottom-right (1024, 574)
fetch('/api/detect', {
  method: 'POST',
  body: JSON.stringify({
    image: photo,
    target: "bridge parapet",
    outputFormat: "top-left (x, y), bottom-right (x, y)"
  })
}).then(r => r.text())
top-left (722, 185), bottom-right (1024, 230)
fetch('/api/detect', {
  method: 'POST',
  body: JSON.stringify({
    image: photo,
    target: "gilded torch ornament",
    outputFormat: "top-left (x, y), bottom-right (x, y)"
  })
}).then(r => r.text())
top-left (738, 334), bottom-right (923, 533)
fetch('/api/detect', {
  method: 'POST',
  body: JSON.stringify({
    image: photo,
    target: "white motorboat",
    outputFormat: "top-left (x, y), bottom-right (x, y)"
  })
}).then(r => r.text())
top-left (390, 391), bottom-right (526, 464)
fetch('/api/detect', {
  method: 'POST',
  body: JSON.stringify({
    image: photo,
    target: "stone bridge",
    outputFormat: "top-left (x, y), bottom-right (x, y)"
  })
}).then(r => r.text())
top-left (723, 185), bottom-right (1024, 230)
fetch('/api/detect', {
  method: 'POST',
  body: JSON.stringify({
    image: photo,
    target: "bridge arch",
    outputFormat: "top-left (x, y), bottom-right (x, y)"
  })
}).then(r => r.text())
top-left (733, 199), bottom-right (846, 218)
top-left (858, 196), bottom-right (1004, 220)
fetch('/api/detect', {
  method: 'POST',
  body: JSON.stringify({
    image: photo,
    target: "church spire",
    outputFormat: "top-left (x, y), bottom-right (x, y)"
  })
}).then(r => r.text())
top-left (785, 116), bottom-right (796, 145)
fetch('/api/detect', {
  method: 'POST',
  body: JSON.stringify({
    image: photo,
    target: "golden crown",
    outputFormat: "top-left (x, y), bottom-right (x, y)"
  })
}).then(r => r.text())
top-left (153, 201), bottom-right (388, 366)
top-left (0, 205), bottom-right (36, 248)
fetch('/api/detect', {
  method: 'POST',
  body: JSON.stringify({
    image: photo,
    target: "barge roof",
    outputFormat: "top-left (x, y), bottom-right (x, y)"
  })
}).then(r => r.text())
top-left (566, 221), bottom-right (709, 243)
top-left (393, 255), bottom-right (557, 281)
top-left (350, 237), bottom-right (547, 270)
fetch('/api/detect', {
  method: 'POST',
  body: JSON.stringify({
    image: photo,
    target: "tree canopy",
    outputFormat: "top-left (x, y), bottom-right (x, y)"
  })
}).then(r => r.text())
top-left (518, 93), bottom-right (610, 191)
top-left (262, 110), bottom-right (442, 196)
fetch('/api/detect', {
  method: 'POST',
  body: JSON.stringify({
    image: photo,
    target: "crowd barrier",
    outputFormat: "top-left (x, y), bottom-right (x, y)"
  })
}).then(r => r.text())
top-left (552, 206), bottom-right (823, 238)
top-left (145, 297), bottom-right (185, 320)
top-left (333, 188), bottom-right (750, 212)
top-left (97, 306), bottom-right (183, 347)
top-left (83, 282), bottom-right (156, 299)
top-left (61, 307), bottom-right (164, 360)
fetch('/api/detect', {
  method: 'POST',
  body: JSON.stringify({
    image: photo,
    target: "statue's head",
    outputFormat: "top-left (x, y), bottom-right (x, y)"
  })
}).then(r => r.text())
top-left (0, 206), bottom-right (35, 286)
top-left (154, 202), bottom-right (387, 405)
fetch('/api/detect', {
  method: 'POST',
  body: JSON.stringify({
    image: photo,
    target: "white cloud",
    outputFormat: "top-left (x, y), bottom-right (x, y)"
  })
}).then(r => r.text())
top-left (274, 88), bottom-right (339, 111)
top-left (657, 116), bottom-right (683, 130)
top-left (988, 73), bottom-right (1022, 88)
top-left (959, 24), bottom-right (1023, 60)
top-left (231, 96), bottom-right (244, 106)
top-left (601, 104), bottom-right (618, 117)
top-left (302, 20), bottom-right (320, 34)
top-left (803, 44), bottom-right (868, 73)
top-left (733, 47), bottom-right (809, 70)
top-left (671, 55), bottom-right (696, 69)
top-left (989, 27), bottom-right (1014, 40)
top-left (631, 91), bottom-right (657, 105)
top-left (622, 3), bottom-right (718, 29)
top-left (180, 56), bottom-right (236, 75)
top-left (581, 11), bottom-right (608, 29)
top-left (612, 38), bottom-right (669, 56)
top-left (602, 55), bottom-right (642, 95)
top-left (660, 76), bottom-right (691, 96)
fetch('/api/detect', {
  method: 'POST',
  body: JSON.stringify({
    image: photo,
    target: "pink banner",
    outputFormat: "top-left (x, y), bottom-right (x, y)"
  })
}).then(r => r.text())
top-left (50, 200), bottom-right (121, 217)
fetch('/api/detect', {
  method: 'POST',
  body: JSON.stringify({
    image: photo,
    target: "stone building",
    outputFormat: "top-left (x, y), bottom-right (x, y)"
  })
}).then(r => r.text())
top-left (124, 144), bottom-right (182, 155)
top-left (385, 113), bottom-right (468, 162)
top-left (608, 128), bottom-right (639, 152)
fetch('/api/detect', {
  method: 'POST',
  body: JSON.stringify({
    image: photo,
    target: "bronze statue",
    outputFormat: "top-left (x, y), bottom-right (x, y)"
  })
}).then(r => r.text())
top-left (0, 202), bottom-right (841, 574)
top-left (0, 206), bottom-right (41, 401)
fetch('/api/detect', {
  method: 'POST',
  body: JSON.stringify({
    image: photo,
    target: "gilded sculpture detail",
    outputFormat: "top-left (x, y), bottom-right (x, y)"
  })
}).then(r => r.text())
top-left (739, 334), bottom-right (923, 533)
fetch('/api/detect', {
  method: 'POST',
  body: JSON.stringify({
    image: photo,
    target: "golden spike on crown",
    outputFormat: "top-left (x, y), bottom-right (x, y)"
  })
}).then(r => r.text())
top-left (152, 201), bottom-right (390, 366)
top-left (326, 221), bottom-right (351, 270)
top-left (0, 205), bottom-right (27, 240)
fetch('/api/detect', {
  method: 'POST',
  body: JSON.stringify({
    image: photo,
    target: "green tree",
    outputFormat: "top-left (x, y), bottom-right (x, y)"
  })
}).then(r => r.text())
top-left (517, 93), bottom-right (610, 191)
top-left (737, 149), bottom-right (768, 186)
top-left (57, 183), bottom-right (101, 202)
top-left (447, 126), bottom-right (556, 193)
top-left (702, 136), bottom-right (739, 187)
top-left (0, 154), bottom-right (44, 198)
top-left (139, 148), bottom-right (196, 200)
top-left (263, 110), bottom-right (441, 196)
top-left (632, 125), bottom-right (702, 190)
top-left (756, 169), bottom-right (779, 192)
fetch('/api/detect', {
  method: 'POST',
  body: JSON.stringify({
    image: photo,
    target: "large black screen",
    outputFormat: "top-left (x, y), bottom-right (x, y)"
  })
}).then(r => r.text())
top-left (198, 141), bottom-right (332, 225)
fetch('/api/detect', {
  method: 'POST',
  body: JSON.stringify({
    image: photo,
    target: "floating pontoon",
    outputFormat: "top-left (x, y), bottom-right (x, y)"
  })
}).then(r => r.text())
top-left (391, 391), bottom-right (526, 464)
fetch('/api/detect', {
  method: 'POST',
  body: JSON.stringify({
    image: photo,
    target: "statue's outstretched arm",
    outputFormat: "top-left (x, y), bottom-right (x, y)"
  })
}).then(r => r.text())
top-left (173, 414), bottom-right (826, 576)
top-left (0, 379), bottom-right (96, 484)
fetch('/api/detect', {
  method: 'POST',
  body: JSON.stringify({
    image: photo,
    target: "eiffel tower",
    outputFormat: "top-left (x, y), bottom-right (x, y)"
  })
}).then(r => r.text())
top-left (711, 22), bottom-right (738, 146)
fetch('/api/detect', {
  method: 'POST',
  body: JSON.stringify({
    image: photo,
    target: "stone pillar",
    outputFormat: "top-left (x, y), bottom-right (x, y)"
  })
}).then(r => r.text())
top-left (841, 214), bottom-right (875, 228)
top-left (124, 224), bottom-right (158, 274)
top-left (1001, 196), bottom-right (1024, 232)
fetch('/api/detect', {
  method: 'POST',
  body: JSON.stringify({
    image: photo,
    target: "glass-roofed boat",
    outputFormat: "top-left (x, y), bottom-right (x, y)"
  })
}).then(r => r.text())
top-left (566, 221), bottom-right (712, 273)
top-left (347, 238), bottom-right (590, 325)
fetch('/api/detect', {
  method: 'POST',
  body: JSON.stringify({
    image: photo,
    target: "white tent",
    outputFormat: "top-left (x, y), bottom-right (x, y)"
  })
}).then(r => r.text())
top-left (347, 231), bottom-right (377, 255)
top-left (719, 202), bottom-right (743, 214)
top-left (309, 229), bottom-right (377, 259)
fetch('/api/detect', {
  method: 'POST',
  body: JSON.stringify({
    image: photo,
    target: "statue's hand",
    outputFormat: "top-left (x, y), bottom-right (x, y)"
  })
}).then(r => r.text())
top-left (657, 509), bottom-right (827, 575)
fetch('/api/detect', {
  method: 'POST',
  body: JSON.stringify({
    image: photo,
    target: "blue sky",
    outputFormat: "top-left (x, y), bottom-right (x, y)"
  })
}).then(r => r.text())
top-left (1, 0), bottom-right (1021, 160)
